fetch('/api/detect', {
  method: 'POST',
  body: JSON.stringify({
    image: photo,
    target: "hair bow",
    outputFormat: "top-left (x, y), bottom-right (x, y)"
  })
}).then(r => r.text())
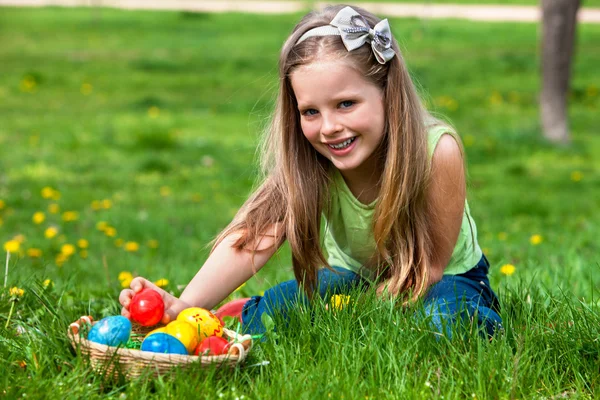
top-left (296, 6), bottom-right (396, 64)
top-left (331, 7), bottom-right (395, 64)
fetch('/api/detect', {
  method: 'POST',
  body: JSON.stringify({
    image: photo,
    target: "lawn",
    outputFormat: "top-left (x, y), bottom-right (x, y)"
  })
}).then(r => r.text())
top-left (1, 7), bottom-right (599, 399)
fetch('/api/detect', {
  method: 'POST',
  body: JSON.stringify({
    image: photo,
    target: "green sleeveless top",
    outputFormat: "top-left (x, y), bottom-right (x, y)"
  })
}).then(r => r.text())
top-left (322, 126), bottom-right (482, 281)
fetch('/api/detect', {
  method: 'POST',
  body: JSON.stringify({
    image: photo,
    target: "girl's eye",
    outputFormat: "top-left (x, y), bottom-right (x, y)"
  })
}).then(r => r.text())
top-left (340, 100), bottom-right (354, 108)
top-left (303, 109), bottom-right (318, 116)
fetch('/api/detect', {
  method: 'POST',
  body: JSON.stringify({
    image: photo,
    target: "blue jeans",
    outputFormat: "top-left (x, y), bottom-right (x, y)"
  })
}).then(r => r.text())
top-left (241, 255), bottom-right (502, 339)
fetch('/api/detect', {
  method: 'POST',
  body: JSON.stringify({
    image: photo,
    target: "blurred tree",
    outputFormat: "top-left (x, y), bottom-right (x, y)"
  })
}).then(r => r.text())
top-left (540, 0), bottom-right (581, 145)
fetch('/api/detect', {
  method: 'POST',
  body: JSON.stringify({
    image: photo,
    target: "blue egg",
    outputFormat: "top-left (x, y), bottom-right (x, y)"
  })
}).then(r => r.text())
top-left (87, 316), bottom-right (131, 346)
top-left (141, 333), bottom-right (188, 355)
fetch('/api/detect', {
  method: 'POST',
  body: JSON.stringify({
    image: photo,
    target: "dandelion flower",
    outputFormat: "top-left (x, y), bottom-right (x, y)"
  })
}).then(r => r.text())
top-left (329, 294), bottom-right (351, 311)
top-left (147, 239), bottom-right (159, 249)
top-left (9, 287), bottom-right (25, 297)
top-left (102, 199), bottom-right (112, 209)
top-left (530, 234), bottom-right (543, 246)
top-left (124, 241), bottom-right (139, 252)
top-left (0, 199), bottom-right (5, 209)
top-left (41, 187), bottom-right (55, 199)
top-left (118, 271), bottom-right (133, 282)
top-left (4, 240), bottom-right (20, 253)
top-left (96, 221), bottom-right (108, 231)
top-left (61, 244), bottom-right (76, 257)
top-left (570, 171), bottom-right (583, 182)
top-left (154, 278), bottom-right (169, 288)
top-left (62, 211), bottom-right (79, 222)
top-left (33, 211), bottom-right (45, 224)
top-left (91, 200), bottom-right (102, 210)
top-left (80, 83), bottom-right (93, 95)
top-left (159, 186), bottom-right (171, 197)
top-left (148, 106), bottom-right (160, 118)
top-left (43, 279), bottom-right (53, 288)
top-left (77, 239), bottom-right (89, 249)
top-left (44, 227), bottom-right (58, 239)
top-left (48, 203), bottom-right (60, 214)
top-left (500, 264), bottom-right (516, 276)
top-left (104, 227), bottom-right (117, 237)
top-left (27, 248), bottom-right (42, 258)
top-left (55, 253), bottom-right (68, 267)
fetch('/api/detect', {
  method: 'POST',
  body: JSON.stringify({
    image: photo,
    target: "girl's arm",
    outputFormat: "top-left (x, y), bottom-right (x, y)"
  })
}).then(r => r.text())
top-left (426, 133), bottom-right (466, 286)
top-left (120, 224), bottom-right (282, 323)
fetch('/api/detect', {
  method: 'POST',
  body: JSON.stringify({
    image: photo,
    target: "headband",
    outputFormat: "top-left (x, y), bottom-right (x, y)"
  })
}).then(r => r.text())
top-left (296, 6), bottom-right (396, 64)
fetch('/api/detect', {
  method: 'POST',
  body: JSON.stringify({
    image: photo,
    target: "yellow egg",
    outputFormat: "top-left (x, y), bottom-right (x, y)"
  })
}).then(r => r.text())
top-left (165, 321), bottom-right (199, 354)
top-left (146, 326), bottom-right (167, 337)
top-left (177, 307), bottom-right (223, 339)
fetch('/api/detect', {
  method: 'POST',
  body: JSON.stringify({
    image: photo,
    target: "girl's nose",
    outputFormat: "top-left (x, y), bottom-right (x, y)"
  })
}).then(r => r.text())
top-left (320, 113), bottom-right (342, 136)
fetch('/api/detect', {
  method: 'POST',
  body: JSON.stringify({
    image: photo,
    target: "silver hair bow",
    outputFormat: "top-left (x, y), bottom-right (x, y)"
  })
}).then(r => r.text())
top-left (296, 6), bottom-right (396, 64)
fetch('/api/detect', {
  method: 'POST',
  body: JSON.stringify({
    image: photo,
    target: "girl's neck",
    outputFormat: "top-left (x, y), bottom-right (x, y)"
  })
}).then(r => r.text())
top-left (338, 156), bottom-right (382, 205)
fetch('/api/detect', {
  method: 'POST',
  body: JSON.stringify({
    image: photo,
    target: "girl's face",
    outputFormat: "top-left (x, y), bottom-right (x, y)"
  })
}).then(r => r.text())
top-left (291, 60), bottom-right (385, 180)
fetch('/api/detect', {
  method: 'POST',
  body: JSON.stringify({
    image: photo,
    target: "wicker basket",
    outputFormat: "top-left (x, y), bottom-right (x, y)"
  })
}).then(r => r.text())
top-left (68, 316), bottom-right (253, 379)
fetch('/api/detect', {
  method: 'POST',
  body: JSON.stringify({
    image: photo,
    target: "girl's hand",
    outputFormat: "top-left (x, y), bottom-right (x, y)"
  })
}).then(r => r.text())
top-left (119, 277), bottom-right (191, 324)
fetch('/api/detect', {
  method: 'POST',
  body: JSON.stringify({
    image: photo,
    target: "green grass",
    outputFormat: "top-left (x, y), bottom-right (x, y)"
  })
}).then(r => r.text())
top-left (296, 0), bottom-right (600, 8)
top-left (1, 7), bottom-right (599, 399)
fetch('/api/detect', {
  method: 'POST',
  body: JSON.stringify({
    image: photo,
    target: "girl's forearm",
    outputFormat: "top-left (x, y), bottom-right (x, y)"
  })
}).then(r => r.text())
top-left (179, 234), bottom-right (279, 310)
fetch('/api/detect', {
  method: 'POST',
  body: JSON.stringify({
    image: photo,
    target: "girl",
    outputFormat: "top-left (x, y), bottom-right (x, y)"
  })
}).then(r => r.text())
top-left (120, 4), bottom-right (502, 338)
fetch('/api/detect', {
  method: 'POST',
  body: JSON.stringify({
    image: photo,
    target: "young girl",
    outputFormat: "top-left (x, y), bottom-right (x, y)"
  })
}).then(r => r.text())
top-left (120, 4), bottom-right (502, 338)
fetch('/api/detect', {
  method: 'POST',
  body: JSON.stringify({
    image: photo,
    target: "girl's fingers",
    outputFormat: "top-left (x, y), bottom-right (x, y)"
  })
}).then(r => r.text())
top-left (129, 277), bottom-right (148, 293)
top-left (119, 288), bottom-right (134, 307)
top-left (121, 308), bottom-right (131, 319)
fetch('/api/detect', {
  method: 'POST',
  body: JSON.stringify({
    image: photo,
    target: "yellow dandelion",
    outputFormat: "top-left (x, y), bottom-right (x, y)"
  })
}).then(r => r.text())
top-left (96, 221), bottom-right (108, 231)
top-left (114, 238), bottom-right (124, 247)
top-left (43, 279), bottom-right (53, 288)
top-left (154, 278), bottom-right (169, 288)
top-left (118, 271), bottom-right (133, 282)
top-left (55, 253), bottom-right (67, 267)
top-left (124, 241), bottom-right (139, 252)
top-left (148, 106), bottom-right (160, 118)
top-left (61, 244), bottom-right (76, 257)
top-left (79, 250), bottom-right (88, 259)
top-left (500, 264), bottom-right (516, 276)
top-left (27, 248), bottom-right (42, 258)
top-left (9, 287), bottom-right (25, 297)
top-left (32, 211), bottom-right (45, 224)
top-left (570, 171), bottom-right (583, 182)
top-left (80, 83), bottom-right (93, 95)
top-left (62, 211), bottom-right (79, 222)
top-left (48, 203), bottom-right (60, 214)
top-left (497, 232), bottom-right (508, 241)
top-left (147, 239), bottom-right (159, 249)
top-left (44, 227), bottom-right (58, 239)
top-left (4, 240), bottom-right (20, 253)
top-left (91, 200), bottom-right (102, 210)
top-left (104, 227), bottom-right (117, 237)
top-left (77, 239), bottom-right (89, 249)
top-left (20, 76), bottom-right (36, 92)
top-left (102, 199), bottom-right (112, 209)
top-left (0, 199), bottom-right (5, 209)
top-left (159, 186), bottom-right (171, 197)
top-left (489, 91), bottom-right (503, 106)
top-left (121, 277), bottom-right (133, 288)
top-left (530, 234), bottom-right (543, 246)
top-left (329, 294), bottom-right (351, 311)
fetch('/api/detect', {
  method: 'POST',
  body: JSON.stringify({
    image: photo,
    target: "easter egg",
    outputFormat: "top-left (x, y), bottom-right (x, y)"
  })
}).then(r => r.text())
top-left (87, 316), bottom-right (131, 346)
top-left (129, 288), bottom-right (164, 327)
top-left (165, 320), bottom-right (199, 354)
top-left (177, 307), bottom-right (223, 339)
top-left (194, 336), bottom-right (230, 356)
top-left (141, 333), bottom-right (188, 355)
top-left (147, 326), bottom-right (167, 336)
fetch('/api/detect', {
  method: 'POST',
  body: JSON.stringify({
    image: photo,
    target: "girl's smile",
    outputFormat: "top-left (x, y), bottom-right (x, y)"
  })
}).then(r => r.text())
top-left (291, 60), bottom-right (385, 184)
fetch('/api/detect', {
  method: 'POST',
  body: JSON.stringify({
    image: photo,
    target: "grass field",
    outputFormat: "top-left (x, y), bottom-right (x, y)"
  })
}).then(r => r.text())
top-left (1, 7), bottom-right (599, 399)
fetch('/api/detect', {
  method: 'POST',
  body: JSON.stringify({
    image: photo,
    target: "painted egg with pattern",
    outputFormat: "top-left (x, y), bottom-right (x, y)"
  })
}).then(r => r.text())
top-left (141, 332), bottom-right (188, 355)
top-left (165, 320), bottom-right (199, 354)
top-left (176, 307), bottom-right (223, 339)
top-left (87, 316), bottom-right (131, 346)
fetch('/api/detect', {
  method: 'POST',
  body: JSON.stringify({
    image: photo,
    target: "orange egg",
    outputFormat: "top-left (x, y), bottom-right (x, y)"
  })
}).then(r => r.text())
top-left (177, 307), bottom-right (223, 339)
top-left (165, 321), bottom-right (199, 354)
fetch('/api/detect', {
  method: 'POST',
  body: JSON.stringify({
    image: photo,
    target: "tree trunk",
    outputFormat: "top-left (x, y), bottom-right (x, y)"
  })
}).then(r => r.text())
top-left (540, 0), bottom-right (580, 145)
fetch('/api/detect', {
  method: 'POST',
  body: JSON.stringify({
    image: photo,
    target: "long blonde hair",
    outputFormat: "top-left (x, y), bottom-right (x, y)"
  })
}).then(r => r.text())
top-left (214, 4), bottom-right (436, 302)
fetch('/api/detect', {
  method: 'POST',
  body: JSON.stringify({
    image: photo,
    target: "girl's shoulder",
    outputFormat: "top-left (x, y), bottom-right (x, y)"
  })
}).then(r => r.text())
top-left (425, 123), bottom-right (461, 159)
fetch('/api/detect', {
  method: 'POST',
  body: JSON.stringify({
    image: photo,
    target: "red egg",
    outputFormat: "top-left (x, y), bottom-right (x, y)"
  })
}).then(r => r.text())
top-left (194, 336), bottom-right (230, 356)
top-left (129, 288), bottom-right (164, 327)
